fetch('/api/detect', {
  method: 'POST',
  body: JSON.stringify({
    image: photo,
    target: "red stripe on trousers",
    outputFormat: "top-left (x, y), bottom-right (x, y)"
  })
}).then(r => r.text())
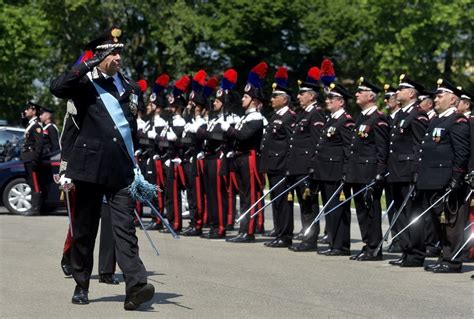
top-left (172, 165), bottom-right (180, 230)
top-left (216, 159), bottom-right (225, 234)
top-left (31, 171), bottom-right (40, 192)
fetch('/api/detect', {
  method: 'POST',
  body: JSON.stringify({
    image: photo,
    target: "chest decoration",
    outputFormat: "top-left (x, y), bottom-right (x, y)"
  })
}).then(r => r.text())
top-left (357, 124), bottom-right (370, 138)
top-left (432, 127), bottom-right (445, 143)
top-left (398, 119), bottom-right (406, 134)
top-left (129, 93), bottom-right (138, 115)
top-left (326, 126), bottom-right (336, 138)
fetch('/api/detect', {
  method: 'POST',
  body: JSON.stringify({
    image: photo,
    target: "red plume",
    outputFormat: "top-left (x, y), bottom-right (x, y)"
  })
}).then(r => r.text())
top-left (205, 76), bottom-right (218, 90)
top-left (155, 74), bottom-right (170, 87)
top-left (80, 50), bottom-right (93, 62)
top-left (193, 69), bottom-right (207, 86)
top-left (175, 75), bottom-right (190, 92)
top-left (251, 62), bottom-right (268, 79)
top-left (308, 67), bottom-right (321, 80)
top-left (223, 68), bottom-right (238, 84)
top-left (321, 59), bottom-right (335, 76)
top-left (274, 66), bottom-right (288, 80)
top-left (137, 79), bottom-right (147, 92)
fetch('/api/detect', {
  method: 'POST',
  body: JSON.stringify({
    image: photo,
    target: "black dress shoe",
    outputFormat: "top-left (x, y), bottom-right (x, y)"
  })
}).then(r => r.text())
top-left (431, 264), bottom-right (462, 274)
top-left (267, 238), bottom-right (292, 248)
top-left (147, 222), bottom-right (164, 231)
top-left (227, 233), bottom-right (254, 243)
top-left (424, 263), bottom-right (441, 272)
top-left (425, 247), bottom-right (442, 258)
top-left (264, 229), bottom-right (277, 237)
top-left (317, 248), bottom-right (333, 255)
top-left (399, 260), bottom-right (424, 267)
top-left (124, 283), bottom-right (155, 310)
top-left (264, 239), bottom-right (276, 247)
top-left (206, 232), bottom-right (226, 239)
top-left (325, 249), bottom-right (351, 256)
top-left (349, 250), bottom-right (364, 260)
top-left (61, 254), bottom-right (72, 277)
top-left (181, 228), bottom-right (202, 236)
top-left (225, 224), bottom-right (235, 231)
top-left (357, 252), bottom-right (383, 261)
top-left (293, 231), bottom-right (304, 241)
top-left (226, 233), bottom-right (242, 242)
top-left (71, 286), bottom-right (89, 305)
top-left (99, 273), bottom-right (120, 285)
top-left (179, 226), bottom-right (193, 235)
top-left (318, 234), bottom-right (329, 244)
top-left (388, 257), bottom-right (405, 266)
top-left (288, 242), bottom-right (318, 252)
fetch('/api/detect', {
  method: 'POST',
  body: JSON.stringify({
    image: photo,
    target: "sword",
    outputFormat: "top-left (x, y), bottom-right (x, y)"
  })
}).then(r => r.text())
top-left (451, 233), bottom-right (474, 261)
top-left (144, 199), bottom-right (180, 239)
top-left (373, 185), bottom-right (415, 256)
top-left (133, 209), bottom-right (160, 256)
top-left (434, 222), bottom-right (474, 249)
top-left (250, 175), bottom-right (309, 219)
top-left (304, 181), bottom-right (345, 237)
top-left (381, 200), bottom-right (395, 221)
top-left (61, 183), bottom-right (74, 238)
top-left (390, 189), bottom-right (452, 242)
top-left (465, 189), bottom-right (473, 203)
top-left (236, 176), bottom-right (286, 223)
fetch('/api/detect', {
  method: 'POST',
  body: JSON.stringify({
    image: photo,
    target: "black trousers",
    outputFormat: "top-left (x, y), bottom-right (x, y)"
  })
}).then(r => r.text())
top-left (321, 181), bottom-right (351, 251)
top-left (389, 182), bottom-right (413, 251)
top-left (24, 162), bottom-right (42, 213)
top-left (203, 157), bottom-right (228, 235)
top-left (98, 203), bottom-right (116, 275)
top-left (288, 175), bottom-right (318, 243)
top-left (164, 162), bottom-right (183, 231)
top-left (268, 173), bottom-right (293, 240)
top-left (407, 189), bottom-right (469, 267)
top-left (183, 160), bottom-right (198, 228)
top-left (350, 183), bottom-right (383, 253)
top-left (71, 181), bottom-right (147, 293)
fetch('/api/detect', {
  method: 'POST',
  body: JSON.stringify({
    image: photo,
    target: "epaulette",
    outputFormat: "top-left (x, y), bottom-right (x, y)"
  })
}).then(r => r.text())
top-left (416, 115), bottom-right (428, 121)
top-left (456, 117), bottom-right (468, 123)
top-left (344, 122), bottom-right (355, 127)
top-left (313, 121), bottom-right (325, 126)
top-left (377, 121), bottom-right (388, 127)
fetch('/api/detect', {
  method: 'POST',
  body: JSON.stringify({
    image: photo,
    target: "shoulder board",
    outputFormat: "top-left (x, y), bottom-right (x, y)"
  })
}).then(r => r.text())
top-left (377, 121), bottom-right (389, 127)
top-left (344, 122), bottom-right (355, 127)
top-left (456, 117), bottom-right (468, 123)
top-left (313, 121), bottom-right (325, 126)
top-left (416, 116), bottom-right (428, 121)
top-left (245, 112), bottom-right (263, 121)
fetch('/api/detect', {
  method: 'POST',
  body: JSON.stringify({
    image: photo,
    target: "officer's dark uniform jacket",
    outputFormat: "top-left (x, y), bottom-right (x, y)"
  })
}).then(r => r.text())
top-left (312, 109), bottom-right (354, 182)
top-left (161, 115), bottom-right (186, 159)
top-left (20, 117), bottom-right (43, 163)
top-left (416, 107), bottom-right (470, 190)
top-left (50, 65), bottom-right (141, 189)
top-left (286, 103), bottom-right (326, 175)
top-left (260, 106), bottom-right (295, 175)
top-left (468, 113), bottom-right (474, 174)
top-left (227, 108), bottom-right (264, 155)
top-left (42, 122), bottom-right (60, 155)
top-left (345, 106), bottom-right (390, 184)
top-left (198, 114), bottom-right (226, 159)
top-left (387, 102), bottom-right (428, 183)
top-left (182, 116), bottom-right (206, 160)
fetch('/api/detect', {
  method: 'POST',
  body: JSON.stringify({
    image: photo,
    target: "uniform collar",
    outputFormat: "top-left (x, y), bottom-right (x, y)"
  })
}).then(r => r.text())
top-left (401, 101), bottom-right (416, 113)
top-left (361, 105), bottom-right (378, 116)
top-left (305, 102), bottom-right (317, 113)
top-left (464, 111), bottom-right (471, 117)
top-left (390, 108), bottom-right (401, 119)
top-left (245, 107), bottom-right (257, 115)
top-left (331, 108), bottom-right (345, 119)
top-left (276, 105), bottom-right (289, 116)
top-left (427, 109), bottom-right (436, 119)
top-left (28, 116), bottom-right (38, 125)
top-left (438, 106), bottom-right (457, 118)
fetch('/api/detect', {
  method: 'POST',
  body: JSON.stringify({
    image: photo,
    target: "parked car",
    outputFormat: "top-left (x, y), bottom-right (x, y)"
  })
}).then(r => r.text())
top-left (0, 126), bottom-right (24, 163)
top-left (0, 150), bottom-right (64, 215)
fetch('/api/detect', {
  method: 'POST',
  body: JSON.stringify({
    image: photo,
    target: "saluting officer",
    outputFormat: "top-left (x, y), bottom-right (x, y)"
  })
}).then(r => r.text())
top-left (20, 101), bottom-right (44, 216)
top-left (50, 26), bottom-right (154, 309)
top-left (312, 83), bottom-right (354, 255)
top-left (386, 75), bottom-right (430, 262)
top-left (260, 66), bottom-right (296, 248)
top-left (223, 62), bottom-right (267, 243)
top-left (346, 77), bottom-right (389, 261)
top-left (405, 80), bottom-right (470, 272)
top-left (287, 66), bottom-right (326, 252)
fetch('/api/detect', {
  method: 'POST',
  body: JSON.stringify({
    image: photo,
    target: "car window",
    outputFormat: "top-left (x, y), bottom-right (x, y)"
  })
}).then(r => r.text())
top-left (0, 132), bottom-right (20, 146)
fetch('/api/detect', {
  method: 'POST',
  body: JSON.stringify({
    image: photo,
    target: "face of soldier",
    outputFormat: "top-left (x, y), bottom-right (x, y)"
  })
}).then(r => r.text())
top-left (24, 107), bottom-right (36, 119)
top-left (395, 87), bottom-right (415, 105)
top-left (297, 91), bottom-right (315, 108)
top-left (355, 90), bottom-right (374, 108)
top-left (385, 95), bottom-right (400, 112)
top-left (98, 51), bottom-right (121, 76)
top-left (39, 111), bottom-right (52, 124)
top-left (242, 94), bottom-right (252, 109)
top-left (271, 94), bottom-right (286, 110)
top-left (325, 96), bottom-right (344, 113)
top-left (213, 99), bottom-right (223, 112)
top-left (456, 99), bottom-right (470, 114)
top-left (419, 98), bottom-right (433, 112)
top-left (434, 92), bottom-right (456, 113)
top-left (146, 102), bottom-right (155, 115)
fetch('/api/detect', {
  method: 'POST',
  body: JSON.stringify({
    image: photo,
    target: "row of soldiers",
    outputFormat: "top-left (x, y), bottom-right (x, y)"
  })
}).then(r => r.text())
top-left (133, 61), bottom-right (473, 274)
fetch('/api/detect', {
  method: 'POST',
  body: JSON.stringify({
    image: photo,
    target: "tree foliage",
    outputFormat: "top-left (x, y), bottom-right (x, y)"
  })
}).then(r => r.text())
top-left (0, 0), bottom-right (472, 123)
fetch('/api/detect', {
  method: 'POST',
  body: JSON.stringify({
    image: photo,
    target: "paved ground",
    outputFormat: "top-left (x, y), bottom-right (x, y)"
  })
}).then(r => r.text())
top-left (1, 208), bottom-right (473, 318)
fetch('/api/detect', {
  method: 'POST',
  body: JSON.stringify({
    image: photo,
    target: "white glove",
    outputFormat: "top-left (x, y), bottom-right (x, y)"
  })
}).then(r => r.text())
top-left (189, 123), bottom-right (199, 133)
top-left (196, 151), bottom-right (205, 160)
top-left (59, 175), bottom-right (72, 186)
top-left (171, 158), bottom-right (182, 165)
top-left (153, 154), bottom-right (160, 160)
top-left (165, 159), bottom-right (171, 167)
top-left (147, 130), bottom-right (157, 139)
top-left (221, 122), bottom-right (230, 132)
top-left (166, 129), bottom-right (178, 141)
top-left (134, 150), bottom-right (142, 157)
top-left (226, 151), bottom-right (235, 158)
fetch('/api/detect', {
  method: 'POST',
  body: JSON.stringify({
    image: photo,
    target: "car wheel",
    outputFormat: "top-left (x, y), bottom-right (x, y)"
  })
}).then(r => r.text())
top-left (2, 178), bottom-right (32, 215)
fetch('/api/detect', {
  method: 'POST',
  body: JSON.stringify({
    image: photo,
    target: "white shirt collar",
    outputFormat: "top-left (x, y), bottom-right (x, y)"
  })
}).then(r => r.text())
top-left (464, 111), bottom-right (471, 117)
top-left (438, 107), bottom-right (457, 118)
top-left (361, 105), bottom-right (378, 116)
top-left (276, 106), bottom-right (289, 116)
top-left (305, 102), bottom-right (317, 113)
top-left (29, 117), bottom-right (38, 125)
top-left (245, 107), bottom-right (257, 115)
top-left (401, 101), bottom-right (416, 113)
top-left (331, 108), bottom-right (345, 119)
top-left (390, 108), bottom-right (401, 119)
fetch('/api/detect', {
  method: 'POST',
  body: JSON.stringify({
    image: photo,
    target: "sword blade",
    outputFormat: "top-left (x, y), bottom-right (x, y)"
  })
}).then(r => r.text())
top-left (134, 209), bottom-right (160, 256)
top-left (63, 188), bottom-right (74, 238)
top-left (145, 199), bottom-right (180, 239)
top-left (451, 233), bottom-right (474, 261)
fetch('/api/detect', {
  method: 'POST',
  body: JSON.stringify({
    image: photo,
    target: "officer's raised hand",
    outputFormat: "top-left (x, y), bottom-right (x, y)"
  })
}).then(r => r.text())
top-left (84, 47), bottom-right (116, 71)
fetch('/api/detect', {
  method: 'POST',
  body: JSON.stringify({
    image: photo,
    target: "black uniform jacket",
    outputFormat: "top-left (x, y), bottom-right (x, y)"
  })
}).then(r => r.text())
top-left (226, 109), bottom-right (264, 154)
top-left (42, 123), bottom-right (60, 155)
top-left (387, 103), bottom-right (428, 183)
top-left (469, 114), bottom-right (474, 174)
top-left (20, 118), bottom-right (43, 163)
top-left (312, 111), bottom-right (355, 182)
top-left (260, 107), bottom-right (295, 175)
top-left (286, 104), bottom-right (326, 175)
top-left (416, 110), bottom-right (470, 190)
top-left (50, 64), bottom-right (140, 189)
top-left (345, 107), bottom-right (390, 184)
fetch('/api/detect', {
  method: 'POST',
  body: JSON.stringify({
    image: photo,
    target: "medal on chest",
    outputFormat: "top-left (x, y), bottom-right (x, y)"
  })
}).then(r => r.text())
top-left (357, 124), bottom-right (370, 138)
top-left (432, 127), bottom-right (444, 143)
top-left (129, 93), bottom-right (138, 115)
top-left (326, 126), bottom-right (336, 138)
